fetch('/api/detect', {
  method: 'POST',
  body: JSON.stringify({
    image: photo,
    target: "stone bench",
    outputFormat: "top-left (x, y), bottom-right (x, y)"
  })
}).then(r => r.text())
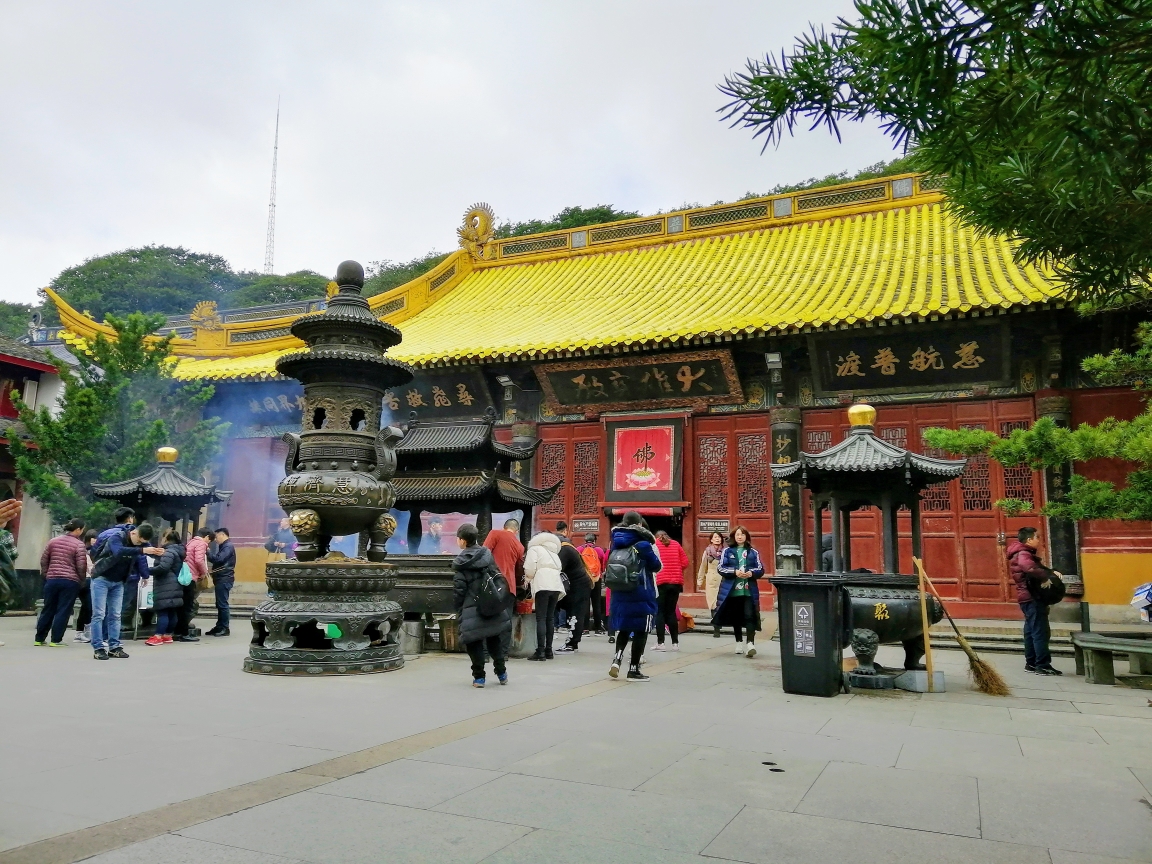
top-left (1071, 631), bottom-right (1152, 685)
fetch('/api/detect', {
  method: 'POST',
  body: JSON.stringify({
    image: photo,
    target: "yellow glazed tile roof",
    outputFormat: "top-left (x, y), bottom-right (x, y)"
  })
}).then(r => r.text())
top-left (156, 199), bottom-right (1062, 380)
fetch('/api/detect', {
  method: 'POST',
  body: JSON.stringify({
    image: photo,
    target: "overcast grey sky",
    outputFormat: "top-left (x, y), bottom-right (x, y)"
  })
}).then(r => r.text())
top-left (0, 1), bottom-right (898, 306)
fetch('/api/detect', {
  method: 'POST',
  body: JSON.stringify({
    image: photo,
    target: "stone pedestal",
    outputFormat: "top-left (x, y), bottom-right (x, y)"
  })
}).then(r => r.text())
top-left (244, 559), bottom-right (404, 675)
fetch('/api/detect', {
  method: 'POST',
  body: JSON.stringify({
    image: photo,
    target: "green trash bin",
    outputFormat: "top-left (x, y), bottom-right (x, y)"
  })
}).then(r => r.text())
top-left (770, 574), bottom-right (848, 697)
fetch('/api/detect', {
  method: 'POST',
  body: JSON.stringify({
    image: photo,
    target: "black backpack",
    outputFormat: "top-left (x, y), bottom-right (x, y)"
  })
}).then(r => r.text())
top-left (477, 567), bottom-right (509, 618)
top-left (603, 546), bottom-right (641, 592)
top-left (91, 527), bottom-right (132, 582)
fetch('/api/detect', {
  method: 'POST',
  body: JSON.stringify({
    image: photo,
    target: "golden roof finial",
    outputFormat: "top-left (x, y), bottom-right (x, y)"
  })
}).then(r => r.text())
top-left (848, 403), bottom-right (876, 427)
top-left (156, 446), bottom-right (179, 463)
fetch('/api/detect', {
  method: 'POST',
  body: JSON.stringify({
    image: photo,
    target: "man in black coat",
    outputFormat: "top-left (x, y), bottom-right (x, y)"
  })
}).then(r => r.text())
top-left (453, 524), bottom-right (511, 687)
top-left (554, 521), bottom-right (592, 654)
top-left (206, 528), bottom-right (236, 637)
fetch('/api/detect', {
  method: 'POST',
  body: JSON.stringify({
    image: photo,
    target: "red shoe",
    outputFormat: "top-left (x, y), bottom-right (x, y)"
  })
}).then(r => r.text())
top-left (161, 635), bottom-right (174, 644)
top-left (144, 635), bottom-right (164, 646)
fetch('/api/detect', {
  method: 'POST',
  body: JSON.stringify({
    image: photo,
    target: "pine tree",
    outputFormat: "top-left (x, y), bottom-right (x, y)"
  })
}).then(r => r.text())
top-left (5, 313), bottom-right (228, 526)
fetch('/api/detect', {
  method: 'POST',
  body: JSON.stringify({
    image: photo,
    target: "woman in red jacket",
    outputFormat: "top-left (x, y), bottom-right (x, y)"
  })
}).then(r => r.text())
top-left (653, 530), bottom-right (690, 651)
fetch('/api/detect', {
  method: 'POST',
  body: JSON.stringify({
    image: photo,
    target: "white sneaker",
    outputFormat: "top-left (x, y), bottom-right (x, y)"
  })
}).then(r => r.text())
top-left (653, 643), bottom-right (667, 651)
top-left (745, 644), bottom-right (757, 658)
top-left (735, 643), bottom-right (745, 655)
top-left (670, 644), bottom-right (680, 652)
top-left (73, 632), bottom-right (85, 642)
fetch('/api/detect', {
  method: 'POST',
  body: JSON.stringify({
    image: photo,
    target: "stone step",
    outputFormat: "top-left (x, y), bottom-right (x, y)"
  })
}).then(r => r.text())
top-left (929, 633), bottom-right (1076, 658)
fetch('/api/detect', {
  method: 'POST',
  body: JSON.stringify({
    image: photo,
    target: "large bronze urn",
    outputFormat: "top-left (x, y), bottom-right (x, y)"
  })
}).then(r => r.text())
top-left (244, 260), bottom-right (412, 676)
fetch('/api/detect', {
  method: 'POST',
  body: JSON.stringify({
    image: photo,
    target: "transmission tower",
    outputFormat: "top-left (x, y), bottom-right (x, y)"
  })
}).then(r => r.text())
top-left (263, 101), bottom-right (280, 275)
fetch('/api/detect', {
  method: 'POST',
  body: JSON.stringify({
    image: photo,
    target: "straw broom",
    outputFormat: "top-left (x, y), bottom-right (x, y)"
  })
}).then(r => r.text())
top-left (913, 557), bottom-right (1011, 697)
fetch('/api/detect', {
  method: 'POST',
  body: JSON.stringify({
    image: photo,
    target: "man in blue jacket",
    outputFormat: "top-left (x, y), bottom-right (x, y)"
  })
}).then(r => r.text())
top-left (206, 527), bottom-right (236, 636)
top-left (90, 514), bottom-right (163, 660)
top-left (607, 512), bottom-right (662, 682)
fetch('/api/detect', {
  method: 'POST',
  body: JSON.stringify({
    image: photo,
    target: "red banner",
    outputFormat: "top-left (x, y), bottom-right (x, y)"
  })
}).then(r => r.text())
top-left (612, 425), bottom-right (675, 493)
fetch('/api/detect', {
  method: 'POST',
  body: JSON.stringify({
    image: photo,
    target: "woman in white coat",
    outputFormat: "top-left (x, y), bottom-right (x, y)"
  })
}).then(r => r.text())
top-left (523, 532), bottom-right (565, 661)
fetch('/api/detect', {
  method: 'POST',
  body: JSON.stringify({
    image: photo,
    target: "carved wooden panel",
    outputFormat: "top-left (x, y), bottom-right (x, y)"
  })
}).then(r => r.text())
top-left (805, 429), bottom-right (832, 453)
top-left (697, 436), bottom-right (729, 514)
top-left (539, 442), bottom-right (567, 515)
top-left (918, 432), bottom-right (953, 513)
top-left (999, 420), bottom-right (1034, 508)
top-left (959, 423), bottom-right (992, 512)
top-left (573, 440), bottom-right (600, 515)
top-left (737, 433), bottom-right (769, 514)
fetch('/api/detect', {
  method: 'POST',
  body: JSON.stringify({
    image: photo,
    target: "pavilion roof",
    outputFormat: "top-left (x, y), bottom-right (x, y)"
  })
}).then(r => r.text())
top-left (92, 463), bottom-right (233, 504)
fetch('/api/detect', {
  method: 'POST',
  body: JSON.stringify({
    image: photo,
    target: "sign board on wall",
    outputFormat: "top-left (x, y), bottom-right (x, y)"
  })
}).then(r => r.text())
top-left (809, 320), bottom-right (1010, 396)
top-left (603, 417), bottom-right (685, 503)
top-left (571, 519), bottom-right (600, 533)
top-left (534, 350), bottom-right (743, 414)
top-left (697, 519), bottom-right (730, 536)
top-left (208, 372), bottom-right (495, 438)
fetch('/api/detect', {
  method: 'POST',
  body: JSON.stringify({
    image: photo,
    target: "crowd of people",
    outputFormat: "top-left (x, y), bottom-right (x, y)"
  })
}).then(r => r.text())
top-left (25, 506), bottom-right (238, 658)
top-left (452, 511), bottom-right (767, 686)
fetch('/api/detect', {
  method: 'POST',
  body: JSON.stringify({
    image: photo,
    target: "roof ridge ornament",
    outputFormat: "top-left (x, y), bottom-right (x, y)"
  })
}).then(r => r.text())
top-left (458, 203), bottom-right (497, 260)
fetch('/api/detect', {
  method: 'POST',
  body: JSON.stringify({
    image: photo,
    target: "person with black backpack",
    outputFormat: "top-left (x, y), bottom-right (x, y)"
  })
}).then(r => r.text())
top-left (1007, 526), bottom-right (1065, 675)
top-left (452, 523), bottom-right (511, 688)
top-left (605, 511), bottom-right (662, 681)
top-left (89, 519), bottom-right (163, 660)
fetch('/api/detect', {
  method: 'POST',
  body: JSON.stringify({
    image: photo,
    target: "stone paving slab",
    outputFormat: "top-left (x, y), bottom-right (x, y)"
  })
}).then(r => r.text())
top-left (4, 613), bottom-right (1152, 864)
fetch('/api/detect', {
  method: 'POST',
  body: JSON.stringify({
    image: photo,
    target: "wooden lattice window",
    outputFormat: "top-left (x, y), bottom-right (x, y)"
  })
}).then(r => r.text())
top-left (959, 424), bottom-right (992, 511)
top-left (737, 434), bottom-right (769, 513)
top-left (919, 432), bottom-right (953, 512)
top-left (572, 441), bottom-right (600, 515)
top-left (880, 427), bottom-right (908, 450)
top-left (697, 436), bottom-right (729, 514)
top-left (999, 420), bottom-right (1034, 509)
top-left (806, 430), bottom-right (832, 453)
top-left (538, 442), bottom-right (567, 515)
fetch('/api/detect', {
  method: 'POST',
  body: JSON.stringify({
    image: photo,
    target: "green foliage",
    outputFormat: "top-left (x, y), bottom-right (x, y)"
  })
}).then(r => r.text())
top-left (5, 313), bottom-right (228, 527)
top-left (224, 270), bottom-right (330, 308)
top-left (0, 301), bottom-right (36, 340)
top-left (739, 155), bottom-right (919, 200)
top-left (363, 252), bottom-right (451, 298)
top-left (52, 246), bottom-right (245, 320)
top-left (994, 498), bottom-right (1034, 516)
top-left (719, 0), bottom-right (1152, 307)
top-left (494, 205), bottom-right (640, 239)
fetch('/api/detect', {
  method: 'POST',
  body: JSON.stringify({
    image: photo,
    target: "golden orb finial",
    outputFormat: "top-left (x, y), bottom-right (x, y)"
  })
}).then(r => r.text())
top-left (156, 446), bottom-right (179, 463)
top-left (847, 403), bottom-right (876, 427)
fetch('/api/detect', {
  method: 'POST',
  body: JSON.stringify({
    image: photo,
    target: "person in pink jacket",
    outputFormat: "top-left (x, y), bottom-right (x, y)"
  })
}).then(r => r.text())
top-left (653, 530), bottom-right (690, 651)
top-left (174, 528), bottom-right (212, 642)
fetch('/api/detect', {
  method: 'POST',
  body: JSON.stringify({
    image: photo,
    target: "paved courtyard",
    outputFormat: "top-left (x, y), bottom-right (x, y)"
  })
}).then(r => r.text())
top-left (1, 613), bottom-right (1150, 864)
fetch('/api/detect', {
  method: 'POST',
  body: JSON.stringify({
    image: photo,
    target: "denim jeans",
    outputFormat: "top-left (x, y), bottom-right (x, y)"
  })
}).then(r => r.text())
top-left (214, 578), bottom-right (233, 629)
top-left (36, 578), bottom-right (81, 644)
top-left (90, 577), bottom-right (125, 650)
top-left (1020, 600), bottom-right (1051, 668)
top-left (154, 609), bottom-right (179, 635)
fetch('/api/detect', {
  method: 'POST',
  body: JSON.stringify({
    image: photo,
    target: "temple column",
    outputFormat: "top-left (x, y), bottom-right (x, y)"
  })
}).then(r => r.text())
top-left (1036, 394), bottom-right (1078, 579)
top-left (476, 502), bottom-right (493, 544)
top-left (830, 497), bottom-right (842, 572)
top-left (770, 407), bottom-right (803, 575)
top-left (881, 492), bottom-right (896, 574)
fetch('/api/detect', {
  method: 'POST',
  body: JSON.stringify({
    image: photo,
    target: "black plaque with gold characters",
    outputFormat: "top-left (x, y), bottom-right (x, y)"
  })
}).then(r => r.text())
top-left (535, 349), bottom-right (743, 413)
top-left (809, 320), bottom-right (1010, 396)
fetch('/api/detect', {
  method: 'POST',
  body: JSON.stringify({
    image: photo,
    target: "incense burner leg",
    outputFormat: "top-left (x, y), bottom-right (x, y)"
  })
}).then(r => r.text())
top-left (368, 513), bottom-right (397, 563)
top-left (904, 633), bottom-right (927, 670)
top-left (850, 628), bottom-right (880, 674)
top-left (289, 509), bottom-right (321, 561)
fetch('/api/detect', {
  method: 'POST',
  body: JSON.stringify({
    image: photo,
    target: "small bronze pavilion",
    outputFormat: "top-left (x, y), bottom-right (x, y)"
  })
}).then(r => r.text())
top-left (771, 404), bottom-right (966, 677)
top-left (384, 409), bottom-right (559, 616)
top-left (91, 446), bottom-right (233, 538)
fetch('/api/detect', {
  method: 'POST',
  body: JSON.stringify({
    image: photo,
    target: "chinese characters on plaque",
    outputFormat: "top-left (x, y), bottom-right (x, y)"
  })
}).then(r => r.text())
top-left (812, 324), bottom-right (1007, 394)
top-left (535, 350), bottom-right (743, 413)
top-left (380, 371), bottom-right (492, 421)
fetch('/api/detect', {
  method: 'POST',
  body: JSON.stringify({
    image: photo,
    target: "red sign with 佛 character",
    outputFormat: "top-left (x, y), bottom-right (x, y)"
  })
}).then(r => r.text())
top-left (613, 425), bottom-right (675, 492)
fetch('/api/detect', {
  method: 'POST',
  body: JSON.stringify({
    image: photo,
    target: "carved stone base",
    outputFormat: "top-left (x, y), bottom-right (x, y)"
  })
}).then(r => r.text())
top-left (244, 559), bottom-right (405, 676)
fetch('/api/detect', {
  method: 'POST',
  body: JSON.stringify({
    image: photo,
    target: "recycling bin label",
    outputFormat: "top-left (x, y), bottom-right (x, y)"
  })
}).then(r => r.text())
top-left (792, 601), bottom-right (816, 657)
